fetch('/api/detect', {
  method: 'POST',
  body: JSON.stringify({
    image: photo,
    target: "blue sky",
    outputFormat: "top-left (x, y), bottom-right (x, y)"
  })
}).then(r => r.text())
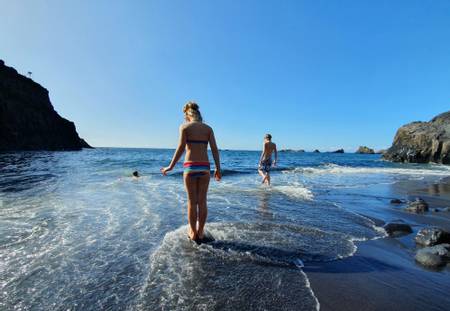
top-left (1, 1), bottom-right (450, 151)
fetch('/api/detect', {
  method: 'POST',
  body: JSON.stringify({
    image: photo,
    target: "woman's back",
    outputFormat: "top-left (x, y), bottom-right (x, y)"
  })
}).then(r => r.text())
top-left (183, 121), bottom-right (212, 162)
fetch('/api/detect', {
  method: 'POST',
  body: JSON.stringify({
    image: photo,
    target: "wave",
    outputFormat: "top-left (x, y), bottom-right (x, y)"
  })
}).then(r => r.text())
top-left (283, 163), bottom-right (450, 176)
top-left (136, 221), bottom-right (371, 310)
top-left (272, 184), bottom-right (314, 200)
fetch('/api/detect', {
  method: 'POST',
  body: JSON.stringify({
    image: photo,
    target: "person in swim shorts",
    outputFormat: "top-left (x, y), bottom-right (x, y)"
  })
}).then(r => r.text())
top-left (161, 101), bottom-right (221, 243)
top-left (258, 134), bottom-right (277, 185)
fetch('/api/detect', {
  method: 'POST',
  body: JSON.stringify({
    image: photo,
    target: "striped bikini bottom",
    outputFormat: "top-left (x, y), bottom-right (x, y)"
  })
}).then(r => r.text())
top-left (183, 161), bottom-right (211, 178)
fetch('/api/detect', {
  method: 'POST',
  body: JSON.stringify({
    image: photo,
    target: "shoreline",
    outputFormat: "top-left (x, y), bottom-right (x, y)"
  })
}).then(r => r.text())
top-left (304, 177), bottom-right (450, 311)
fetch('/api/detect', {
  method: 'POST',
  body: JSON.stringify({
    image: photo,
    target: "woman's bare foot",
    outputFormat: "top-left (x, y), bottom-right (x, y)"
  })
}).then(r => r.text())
top-left (197, 228), bottom-right (204, 240)
top-left (188, 228), bottom-right (198, 241)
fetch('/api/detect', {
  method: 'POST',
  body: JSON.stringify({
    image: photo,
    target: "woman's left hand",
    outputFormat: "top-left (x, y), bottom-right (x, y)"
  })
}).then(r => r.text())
top-left (161, 166), bottom-right (173, 176)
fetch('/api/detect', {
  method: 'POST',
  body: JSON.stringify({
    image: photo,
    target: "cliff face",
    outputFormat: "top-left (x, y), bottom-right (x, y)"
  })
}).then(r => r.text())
top-left (0, 60), bottom-right (91, 151)
top-left (383, 111), bottom-right (450, 164)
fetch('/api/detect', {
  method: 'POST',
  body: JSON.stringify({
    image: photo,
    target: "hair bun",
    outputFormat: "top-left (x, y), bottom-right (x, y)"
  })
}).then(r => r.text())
top-left (187, 101), bottom-right (199, 111)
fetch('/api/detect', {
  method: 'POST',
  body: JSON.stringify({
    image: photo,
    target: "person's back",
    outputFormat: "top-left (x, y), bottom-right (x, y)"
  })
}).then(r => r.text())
top-left (258, 134), bottom-right (277, 185)
top-left (182, 121), bottom-right (212, 162)
top-left (262, 141), bottom-right (276, 161)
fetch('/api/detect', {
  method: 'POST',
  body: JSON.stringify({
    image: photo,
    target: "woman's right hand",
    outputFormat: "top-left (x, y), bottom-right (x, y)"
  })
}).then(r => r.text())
top-left (161, 166), bottom-right (173, 176)
top-left (214, 169), bottom-right (222, 181)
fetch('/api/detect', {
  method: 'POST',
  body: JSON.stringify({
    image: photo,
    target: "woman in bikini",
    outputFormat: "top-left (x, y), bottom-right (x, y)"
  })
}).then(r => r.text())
top-left (161, 102), bottom-right (221, 242)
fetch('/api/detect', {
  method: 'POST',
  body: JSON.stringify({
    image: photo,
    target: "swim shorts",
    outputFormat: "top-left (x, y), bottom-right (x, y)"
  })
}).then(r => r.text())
top-left (259, 158), bottom-right (272, 173)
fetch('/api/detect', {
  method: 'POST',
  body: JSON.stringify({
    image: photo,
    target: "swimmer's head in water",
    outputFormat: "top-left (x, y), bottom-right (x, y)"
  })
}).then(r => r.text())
top-left (265, 134), bottom-right (272, 141)
top-left (183, 101), bottom-right (203, 122)
top-left (132, 171), bottom-right (139, 177)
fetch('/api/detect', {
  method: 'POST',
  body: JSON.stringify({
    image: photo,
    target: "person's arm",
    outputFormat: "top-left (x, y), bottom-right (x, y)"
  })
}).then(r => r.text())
top-left (273, 143), bottom-right (278, 166)
top-left (161, 126), bottom-right (187, 175)
top-left (259, 143), bottom-right (267, 163)
top-left (209, 129), bottom-right (221, 181)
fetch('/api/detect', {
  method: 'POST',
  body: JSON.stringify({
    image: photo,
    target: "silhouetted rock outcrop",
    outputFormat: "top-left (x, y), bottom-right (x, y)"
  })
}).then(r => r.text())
top-left (383, 111), bottom-right (450, 164)
top-left (332, 149), bottom-right (344, 153)
top-left (0, 60), bottom-right (92, 151)
top-left (356, 146), bottom-right (375, 154)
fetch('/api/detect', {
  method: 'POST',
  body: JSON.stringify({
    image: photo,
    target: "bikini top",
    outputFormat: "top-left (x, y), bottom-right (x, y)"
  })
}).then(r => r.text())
top-left (186, 139), bottom-right (208, 145)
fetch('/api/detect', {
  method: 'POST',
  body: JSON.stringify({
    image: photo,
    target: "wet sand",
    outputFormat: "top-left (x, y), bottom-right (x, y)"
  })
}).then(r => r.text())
top-left (305, 177), bottom-right (450, 311)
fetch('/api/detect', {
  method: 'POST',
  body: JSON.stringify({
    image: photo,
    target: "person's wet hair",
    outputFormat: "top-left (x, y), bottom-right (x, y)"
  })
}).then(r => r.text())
top-left (265, 134), bottom-right (272, 141)
top-left (133, 171), bottom-right (139, 177)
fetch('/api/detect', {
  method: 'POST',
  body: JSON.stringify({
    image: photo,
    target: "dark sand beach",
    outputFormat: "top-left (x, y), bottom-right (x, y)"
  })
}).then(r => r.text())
top-left (306, 178), bottom-right (450, 311)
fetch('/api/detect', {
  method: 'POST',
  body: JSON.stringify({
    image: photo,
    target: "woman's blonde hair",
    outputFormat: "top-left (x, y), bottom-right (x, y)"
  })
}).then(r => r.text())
top-left (183, 101), bottom-right (203, 122)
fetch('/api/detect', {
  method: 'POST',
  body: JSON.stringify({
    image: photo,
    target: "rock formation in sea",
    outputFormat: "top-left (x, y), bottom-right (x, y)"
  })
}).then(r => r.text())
top-left (383, 111), bottom-right (450, 164)
top-left (332, 149), bottom-right (344, 153)
top-left (355, 146), bottom-right (375, 154)
top-left (0, 60), bottom-right (92, 151)
top-left (313, 149), bottom-right (320, 153)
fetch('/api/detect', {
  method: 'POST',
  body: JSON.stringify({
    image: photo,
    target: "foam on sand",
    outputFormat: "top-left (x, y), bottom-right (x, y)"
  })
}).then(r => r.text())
top-left (284, 163), bottom-right (450, 176)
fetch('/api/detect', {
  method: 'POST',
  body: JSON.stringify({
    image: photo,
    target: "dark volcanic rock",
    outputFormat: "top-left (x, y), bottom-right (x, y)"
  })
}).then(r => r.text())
top-left (383, 111), bottom-right (450, 164)
top-left (332, 149), bottom-right (344, 153)
top-left (0, 60), bottom-right (91, 151)
top-left (415, 244), bottom-right (450, 267)
top-left (405, 198), bottom-right (429, 213)
top-left (383, 222), bottom-right (413, 237)
top-left (415, 227), bottom-right (450, 246)
top-left (356, 146), bottom-right (375, 154)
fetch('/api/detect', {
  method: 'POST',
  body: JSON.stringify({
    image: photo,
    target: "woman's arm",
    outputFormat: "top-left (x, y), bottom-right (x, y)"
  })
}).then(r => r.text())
top-left (161, 126), bottom-right (187, 175)
top-left (209, 129), bottom-right (221, 181)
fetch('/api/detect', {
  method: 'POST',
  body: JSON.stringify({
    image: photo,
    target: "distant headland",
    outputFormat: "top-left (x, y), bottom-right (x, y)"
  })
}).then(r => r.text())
top-left (0, 60), bottom-right (91, 151)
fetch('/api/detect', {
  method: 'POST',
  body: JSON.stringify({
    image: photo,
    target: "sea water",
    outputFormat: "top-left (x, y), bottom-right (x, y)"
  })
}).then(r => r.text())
top-left (1, 148), bottom-right (449, 310)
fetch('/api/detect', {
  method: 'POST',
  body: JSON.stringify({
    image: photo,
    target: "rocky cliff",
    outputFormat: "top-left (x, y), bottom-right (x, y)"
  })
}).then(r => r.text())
top-left (383, 111), bottom-right (450, 164)
top-left (0, 60), bottom-right (91, 151)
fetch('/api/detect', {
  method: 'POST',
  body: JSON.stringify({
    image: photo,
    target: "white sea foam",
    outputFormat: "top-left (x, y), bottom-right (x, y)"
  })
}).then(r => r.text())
top-left (272, 184), bottom-right (314, 200)
top-left (284, 163), bottom-right (450, 176)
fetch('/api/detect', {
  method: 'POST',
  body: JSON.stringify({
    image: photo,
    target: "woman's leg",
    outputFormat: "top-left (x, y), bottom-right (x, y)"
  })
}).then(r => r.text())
top-left (183, 174), bottom-right (199, 240)
top-left (196, 172), bottom-right (210, 239)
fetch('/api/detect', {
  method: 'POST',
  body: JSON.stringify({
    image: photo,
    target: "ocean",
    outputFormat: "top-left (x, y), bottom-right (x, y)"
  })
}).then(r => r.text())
top-left (1, 148), bottom-right (449, 310)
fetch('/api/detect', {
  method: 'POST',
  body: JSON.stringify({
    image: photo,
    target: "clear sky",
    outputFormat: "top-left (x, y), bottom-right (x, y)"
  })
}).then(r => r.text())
top-left (1, 1), bottom-right (450, 151)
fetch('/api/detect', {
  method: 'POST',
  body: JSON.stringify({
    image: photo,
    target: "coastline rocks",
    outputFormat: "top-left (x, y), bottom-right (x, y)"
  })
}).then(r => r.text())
top-left (332, 149), bottom-right (344, 153)
top-left (383, 222), bottom-right (413, 237)
top-left (383, 111), bottom-right (450, 164)
top-left (415, 244), bottom-right (450, 267)
top-left (313, 149), bottom-right (320, 153)
top-left (415, 228), bottom-right (450, 246)
top-left (0, 60), bottom-right (92, 151)
top-left (356, 146), bottom-right (375, 154)
top-left (405, 198), bottom-right (429, 213)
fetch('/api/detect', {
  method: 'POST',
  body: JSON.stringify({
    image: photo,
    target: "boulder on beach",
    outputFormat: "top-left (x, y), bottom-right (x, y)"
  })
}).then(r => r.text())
top-left (0, 59), bottom-right (92, 151)
top-left (415, 227), bottom-right (450, 246)
top-left (332, 149), bottom-right (344, 153)
top-left (356, 146), bottom-right (375, 154)
top-left (383, 222), bottom-right (413, 237)
top-left (415, 244), bottom-right (450, 267)
top-left (383, 111), bottom-right (450, 164)
top-left (405, 198), bottom-right (429, 213)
